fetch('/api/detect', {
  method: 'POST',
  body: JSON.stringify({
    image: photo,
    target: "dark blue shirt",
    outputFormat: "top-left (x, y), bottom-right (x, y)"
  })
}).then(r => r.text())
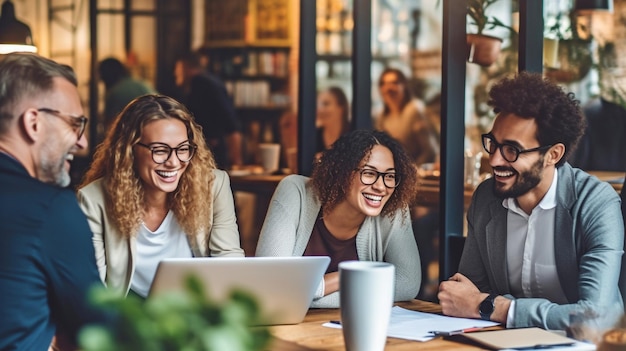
top-left (0, 153), bottom-right (104, 350)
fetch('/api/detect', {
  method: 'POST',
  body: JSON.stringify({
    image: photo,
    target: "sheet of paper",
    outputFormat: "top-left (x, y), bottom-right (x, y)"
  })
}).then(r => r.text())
top-left (322, 306), bottom-right (500, 342)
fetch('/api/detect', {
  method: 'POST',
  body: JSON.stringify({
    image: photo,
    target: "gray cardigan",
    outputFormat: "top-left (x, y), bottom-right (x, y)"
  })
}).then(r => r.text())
top-left (460, 163), bottom-right (624, 329)
top-left (255, 175), bottom-right (421, 308)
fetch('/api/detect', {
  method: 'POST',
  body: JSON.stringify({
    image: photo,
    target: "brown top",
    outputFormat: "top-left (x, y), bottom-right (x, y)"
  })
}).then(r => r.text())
top-left (303, 212), bottom-right (358, 273)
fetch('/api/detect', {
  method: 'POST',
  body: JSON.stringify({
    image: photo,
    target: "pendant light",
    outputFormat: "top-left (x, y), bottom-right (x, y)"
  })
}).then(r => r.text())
top-left (573, 0), bottom-right (614, 14)
top-left (0, 0), bottom-right (37, 55)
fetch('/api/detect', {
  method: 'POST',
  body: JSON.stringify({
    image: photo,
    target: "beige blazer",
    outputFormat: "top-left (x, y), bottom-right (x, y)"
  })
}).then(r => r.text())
top-left (76, 169), bottom-right (244, 295)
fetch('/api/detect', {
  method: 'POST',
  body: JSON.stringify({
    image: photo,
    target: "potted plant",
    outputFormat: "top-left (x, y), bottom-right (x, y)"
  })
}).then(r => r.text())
top-left (466, 0), bottom-right (516, 66)
top-left (78, 275), bottom-right (272, 351)
top-left (543, 11), bottom-right (593, 83)
top-left (436, 0), bottom-right (515, 66)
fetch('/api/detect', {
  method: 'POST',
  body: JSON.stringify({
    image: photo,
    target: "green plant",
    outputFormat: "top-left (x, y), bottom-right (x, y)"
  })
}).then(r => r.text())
top-left (78, 275), bottom-right (272, 351)
top-left (467, 0), bottom-right (515, 35)
top-left (436, 0), bottom-right (515, 36)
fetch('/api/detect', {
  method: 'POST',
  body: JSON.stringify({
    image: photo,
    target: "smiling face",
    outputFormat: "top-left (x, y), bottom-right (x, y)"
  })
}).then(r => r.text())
top-left (488, 113), bottom-right (549, 199)
top-left (134, 118), bottom-right (191, 196)
top-left (379, 71), bottom-right (405, 108)
top-left (316, 90), bottom-right (344, 128)
top-left (37, 77), bottom-right (88, 187)
top-left (343, 144), bottom-right (396, 218)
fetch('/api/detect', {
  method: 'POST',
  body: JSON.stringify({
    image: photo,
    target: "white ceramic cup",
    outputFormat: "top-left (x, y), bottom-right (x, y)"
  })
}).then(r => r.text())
top-left (339, 261), bottom-right (395, 351)
top-left (258, 143), bottom-right (281, 174)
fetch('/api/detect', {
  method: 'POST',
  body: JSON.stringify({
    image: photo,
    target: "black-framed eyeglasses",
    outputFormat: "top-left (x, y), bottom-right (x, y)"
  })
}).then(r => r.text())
top-left (136, 142), bottom-right (197, 164)
top-left (355, 168), bottom-right (400, 188)
top-left (38, 108), bottom-right (88, 139)
top-left (481, 134), bottom-right (552, 163)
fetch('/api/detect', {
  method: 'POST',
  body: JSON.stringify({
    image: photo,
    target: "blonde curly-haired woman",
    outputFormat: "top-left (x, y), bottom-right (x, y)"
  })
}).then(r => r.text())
top-left (77, 94), bottom-right (243, 297)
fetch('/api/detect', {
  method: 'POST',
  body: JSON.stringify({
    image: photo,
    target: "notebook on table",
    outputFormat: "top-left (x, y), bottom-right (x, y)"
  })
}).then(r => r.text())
top-left (149, 256), bottom-right (330, 325)
top-left (455, 327), bottom-right (595, 350)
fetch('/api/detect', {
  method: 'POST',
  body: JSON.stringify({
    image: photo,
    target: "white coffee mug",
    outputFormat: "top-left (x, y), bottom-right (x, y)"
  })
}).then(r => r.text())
top-left (339, 261), bottom-right (395, 351)
top-left (258, 143), bottom-right (281, 174)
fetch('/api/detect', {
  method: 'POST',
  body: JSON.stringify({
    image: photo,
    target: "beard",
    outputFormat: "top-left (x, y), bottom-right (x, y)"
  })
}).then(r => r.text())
top-left (39, 137), bottom-right (71, 187)
top-left (493, 157), bottom-right (544, 199)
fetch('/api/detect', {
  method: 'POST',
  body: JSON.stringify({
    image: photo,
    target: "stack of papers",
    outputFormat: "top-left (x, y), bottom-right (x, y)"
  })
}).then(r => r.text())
top-left (323, 306), bottom-right (499, 341)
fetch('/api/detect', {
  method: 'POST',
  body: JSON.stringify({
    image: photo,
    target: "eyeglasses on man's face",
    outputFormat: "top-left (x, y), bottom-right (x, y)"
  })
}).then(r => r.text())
top-left (481, 134), bottom-right (552, 163)
top-left (38, 108), bottom-right (88, 140)
top-left (355, 168), bottom-right (400, 188)
top-left (136, 142), bottom-right (197, 164)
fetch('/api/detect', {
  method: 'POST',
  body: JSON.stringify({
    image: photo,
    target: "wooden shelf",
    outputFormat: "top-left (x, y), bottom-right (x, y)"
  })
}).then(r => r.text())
top-left (205, 0), bottom-right (292, 48)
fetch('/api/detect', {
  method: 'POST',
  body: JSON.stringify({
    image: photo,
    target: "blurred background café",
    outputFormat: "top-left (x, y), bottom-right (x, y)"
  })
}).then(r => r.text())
top-left (3, 0), bottom-right (624, 301)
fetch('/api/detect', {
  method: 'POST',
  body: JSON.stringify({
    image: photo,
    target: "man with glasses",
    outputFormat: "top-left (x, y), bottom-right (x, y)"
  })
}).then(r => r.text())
top-left (0, 53), bottom-right (104, 349)
top-left (438, 72), bottom-right (624, 330)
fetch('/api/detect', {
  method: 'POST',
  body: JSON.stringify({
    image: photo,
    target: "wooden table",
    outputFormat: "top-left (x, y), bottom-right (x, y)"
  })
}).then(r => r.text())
top-left (266, 299), bottom-right (494, 350)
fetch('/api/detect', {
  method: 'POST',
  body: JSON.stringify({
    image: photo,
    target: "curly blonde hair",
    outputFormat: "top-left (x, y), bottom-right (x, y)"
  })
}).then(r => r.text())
top-left (80, 94), bottom-right (216, 238)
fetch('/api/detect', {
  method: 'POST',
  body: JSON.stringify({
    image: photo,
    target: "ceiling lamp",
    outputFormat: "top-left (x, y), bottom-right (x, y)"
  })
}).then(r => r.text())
top-left (0, 0), bottom-right (37, 55)
top-left (573, 0), bottom-right (614, 14)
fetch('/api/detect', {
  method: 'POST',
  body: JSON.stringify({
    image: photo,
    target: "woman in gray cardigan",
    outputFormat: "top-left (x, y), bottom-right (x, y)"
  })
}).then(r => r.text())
top-left (256, 130), bottom-right (422, 308)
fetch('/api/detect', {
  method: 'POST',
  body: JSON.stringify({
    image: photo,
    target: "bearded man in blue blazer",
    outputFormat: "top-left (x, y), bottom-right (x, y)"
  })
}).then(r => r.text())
top-left (438, 72), bottom-right (624, 331)
top-left (0, 53), bottom-right (104, 350)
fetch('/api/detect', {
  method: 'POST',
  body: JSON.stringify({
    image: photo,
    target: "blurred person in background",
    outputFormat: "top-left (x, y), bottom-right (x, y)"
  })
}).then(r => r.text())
top-left (77, 94), bottom-right (243, 298)
top-left (315, 86), bottom-right (350, 158)
top-left (98, 57), bottom-right (153, 131)
top-left (174, 52), bottom-right (243, 169)
top-left (375, 67), bottom-right (439, 167)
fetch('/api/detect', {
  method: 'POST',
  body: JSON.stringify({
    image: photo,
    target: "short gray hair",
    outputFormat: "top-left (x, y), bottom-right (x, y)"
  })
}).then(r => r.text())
top-left (0, 53), bottom-right (77, 134)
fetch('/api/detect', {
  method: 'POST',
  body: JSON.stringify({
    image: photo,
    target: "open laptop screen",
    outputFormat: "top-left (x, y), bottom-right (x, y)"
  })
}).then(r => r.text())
top-left (149, 256), bottom-right (330, 325)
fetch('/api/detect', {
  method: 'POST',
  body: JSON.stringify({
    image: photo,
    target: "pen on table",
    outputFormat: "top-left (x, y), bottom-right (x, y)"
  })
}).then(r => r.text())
top-left (514, 342), bottom-right (575, 350)
top-left (329, 320), bottom-right (341, 325)
top-left (429, 327), bottom-right (484, 336)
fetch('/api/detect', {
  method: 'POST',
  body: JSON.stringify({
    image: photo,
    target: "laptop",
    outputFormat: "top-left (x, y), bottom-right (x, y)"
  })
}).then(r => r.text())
top-left (149, 256), bottom-right (330, 325)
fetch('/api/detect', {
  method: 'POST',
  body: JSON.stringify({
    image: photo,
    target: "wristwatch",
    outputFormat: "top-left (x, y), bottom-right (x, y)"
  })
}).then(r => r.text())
top-left (479, 294), bottom-right (497, 321)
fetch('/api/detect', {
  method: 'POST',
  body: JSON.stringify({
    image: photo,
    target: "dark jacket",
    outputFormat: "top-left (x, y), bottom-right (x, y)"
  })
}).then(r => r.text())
top-left (0, 153), bottom-right (104, 350)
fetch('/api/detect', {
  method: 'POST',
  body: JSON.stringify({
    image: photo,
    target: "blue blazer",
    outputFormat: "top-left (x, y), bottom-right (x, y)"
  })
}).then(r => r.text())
top-left (460, 163), bottom-right (624, 330)
top-left (0, 153), bottom-right (104, 349)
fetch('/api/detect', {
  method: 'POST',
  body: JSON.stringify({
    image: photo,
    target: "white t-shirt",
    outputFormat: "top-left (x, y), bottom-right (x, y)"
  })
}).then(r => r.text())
top-left (130, 211), bottom-right (192, 297)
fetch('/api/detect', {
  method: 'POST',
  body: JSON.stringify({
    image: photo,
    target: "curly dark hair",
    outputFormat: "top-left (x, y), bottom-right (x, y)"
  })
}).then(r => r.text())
top-left (488, 72), bottom-right (585, 166)
top-left (311, 129), bottom-right (418, 218)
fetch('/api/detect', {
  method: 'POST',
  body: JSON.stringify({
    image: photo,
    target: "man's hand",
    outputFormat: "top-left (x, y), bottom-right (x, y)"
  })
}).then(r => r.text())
top-left (437, 273), bottom-right (487, 319)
